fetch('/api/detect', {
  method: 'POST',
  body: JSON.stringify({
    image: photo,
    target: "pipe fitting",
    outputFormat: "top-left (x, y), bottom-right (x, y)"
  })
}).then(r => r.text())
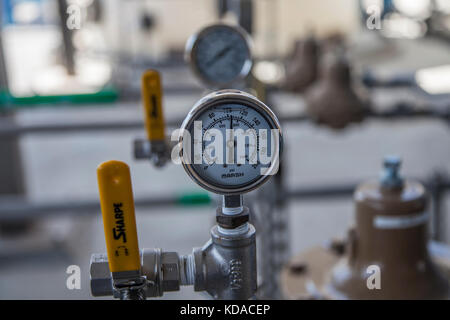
top-left (90, 223), bottom-right (257, 300)
top-left (193, 224), bottom-right (257, 299)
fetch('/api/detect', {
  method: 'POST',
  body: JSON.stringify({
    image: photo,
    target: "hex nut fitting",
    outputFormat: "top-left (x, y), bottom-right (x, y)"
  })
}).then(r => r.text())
top-left (216, 206), bottom-right (249, 229)
top-left (161, 252), bottom-right (181, 292)
top-left (90, 254), bottom-right (113, 297)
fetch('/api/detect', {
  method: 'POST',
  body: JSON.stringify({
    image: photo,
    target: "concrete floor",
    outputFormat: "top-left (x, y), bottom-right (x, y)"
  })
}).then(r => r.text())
top-left (0, 36), bottom-right (449, 299)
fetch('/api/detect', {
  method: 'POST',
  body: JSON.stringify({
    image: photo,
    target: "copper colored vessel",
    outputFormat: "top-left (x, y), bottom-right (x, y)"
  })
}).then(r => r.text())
top-left (326, 157), bottom-right (450, 299)
top-left (281, 157), bottom-right (450, 300)
top-left (284, 37), bottom-right (318, 92)
top-left (305, 53), bottom-right (366, 129)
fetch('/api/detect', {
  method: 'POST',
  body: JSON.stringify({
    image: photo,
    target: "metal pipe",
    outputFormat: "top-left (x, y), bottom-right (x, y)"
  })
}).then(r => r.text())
top-left (287, 179), bottom-right (450, 199)
top-left (1, 176), bottom-right (448, 220)
top-left (0, 106), bottom-right (448, 138)
top-left (285, 183), bottom-right (358, 199)
top-left (0, 195), bottom-right (199, 220)
top-left (57, 0), bottom-right (76, 75)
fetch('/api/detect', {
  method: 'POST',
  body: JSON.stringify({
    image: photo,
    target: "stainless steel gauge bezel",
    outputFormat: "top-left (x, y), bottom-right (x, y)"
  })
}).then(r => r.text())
top-left (185, 24), bottom-right (253, 88)
top-left (179, 90), bottom-right (283, 195)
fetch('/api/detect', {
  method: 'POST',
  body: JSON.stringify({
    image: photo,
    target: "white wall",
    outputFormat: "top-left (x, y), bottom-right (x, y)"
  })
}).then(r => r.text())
top-left (102, 0), bottom-right (361, 59)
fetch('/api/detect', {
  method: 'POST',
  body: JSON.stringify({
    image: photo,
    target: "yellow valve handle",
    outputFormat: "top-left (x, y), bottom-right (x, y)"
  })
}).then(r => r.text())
top-left (97, 160), bottom-right (141, 274)
top-left (141, 70), bottom-right (166, 142)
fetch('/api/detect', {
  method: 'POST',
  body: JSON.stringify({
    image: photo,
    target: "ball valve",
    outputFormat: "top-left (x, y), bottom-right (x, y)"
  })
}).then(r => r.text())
top-left (90, 159), bottom-right (260, 300)
top-left (94, 160), bottom-right (146, 300)
top-left (134, 70), bottom-right (172, 167)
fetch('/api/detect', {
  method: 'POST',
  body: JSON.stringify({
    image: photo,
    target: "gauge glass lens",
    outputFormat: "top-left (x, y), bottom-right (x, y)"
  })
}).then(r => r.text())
top-left (185, 102), bottom-right (276, 190)
top-left (193, 26), bottom-right (250, 85)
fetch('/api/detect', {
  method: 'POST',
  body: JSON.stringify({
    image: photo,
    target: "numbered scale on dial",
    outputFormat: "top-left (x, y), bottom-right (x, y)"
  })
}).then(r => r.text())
top-left (186, 24), bottom-right (252, 88)
top-left (180, 90), bottom-right (282, 195)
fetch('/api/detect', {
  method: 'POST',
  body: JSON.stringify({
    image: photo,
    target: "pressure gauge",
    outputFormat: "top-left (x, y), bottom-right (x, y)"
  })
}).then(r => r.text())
top-left (180, 90), bottom-right (282, 195)
top-left (185, 24), bottom-right (252, 88)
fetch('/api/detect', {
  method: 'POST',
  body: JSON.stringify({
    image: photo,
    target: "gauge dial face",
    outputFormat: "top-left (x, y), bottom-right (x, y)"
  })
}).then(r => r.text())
top-left (180, 91), bottom-right (282, 194)
top-left (187, 24), bottom-right (252, 87)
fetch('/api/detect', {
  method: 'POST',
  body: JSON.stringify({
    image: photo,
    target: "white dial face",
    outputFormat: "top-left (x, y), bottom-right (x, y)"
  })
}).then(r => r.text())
top-left (184, 101), bottom-right (278, 191)
top-left (192, 25), bottom-right (251, 85)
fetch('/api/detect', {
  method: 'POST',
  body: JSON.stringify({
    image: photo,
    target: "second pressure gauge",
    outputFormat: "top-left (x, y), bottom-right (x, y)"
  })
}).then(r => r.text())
top-left (186, 24), bottom-right (252, 88)
top-left (179, 90), bottom-right (282, 195)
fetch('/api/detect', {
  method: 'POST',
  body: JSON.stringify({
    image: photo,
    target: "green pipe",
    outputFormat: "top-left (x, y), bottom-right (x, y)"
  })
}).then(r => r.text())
top-left (0, 87), bottom-right (118, 109)
top-left (176, 192), bottom-right (212, 206)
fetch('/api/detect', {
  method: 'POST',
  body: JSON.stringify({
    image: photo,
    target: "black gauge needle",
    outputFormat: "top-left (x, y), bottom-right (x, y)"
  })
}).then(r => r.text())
top-left (227, 115), bottom-right (234, 165)
top-left (205, 46), bottom-right (232, 67)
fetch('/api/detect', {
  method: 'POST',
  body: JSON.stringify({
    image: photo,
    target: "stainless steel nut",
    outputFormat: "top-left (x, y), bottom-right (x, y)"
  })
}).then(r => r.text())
top-left (90, 253), bottom-right (113, 296)
top-left (134, 139), bottom-right (151, 159)
top-left (141, 248), bottom-right (162, 297)
top-left (161, 252), bottom-right (180, 291)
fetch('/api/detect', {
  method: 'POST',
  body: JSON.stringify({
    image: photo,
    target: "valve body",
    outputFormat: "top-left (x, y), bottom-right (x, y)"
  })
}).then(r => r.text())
top-left (90, 222), bottom-right (257, 300)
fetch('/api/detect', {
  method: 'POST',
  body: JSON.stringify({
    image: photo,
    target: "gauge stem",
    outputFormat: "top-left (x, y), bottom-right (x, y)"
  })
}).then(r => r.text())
top-left (222, 195), bottom-right (243, 215)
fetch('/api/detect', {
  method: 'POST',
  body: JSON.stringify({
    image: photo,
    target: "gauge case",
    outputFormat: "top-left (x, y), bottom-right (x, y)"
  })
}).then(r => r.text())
top-left (185, 24), bottom-right (253, 89)
top-left (179, 90), bottom-right (283, 195)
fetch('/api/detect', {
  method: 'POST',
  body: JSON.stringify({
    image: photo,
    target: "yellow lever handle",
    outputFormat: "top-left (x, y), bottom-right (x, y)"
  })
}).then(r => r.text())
top-left (141, 70), bottom-right (166, 142)
top-left (97, 160), bottom-right (141, 274)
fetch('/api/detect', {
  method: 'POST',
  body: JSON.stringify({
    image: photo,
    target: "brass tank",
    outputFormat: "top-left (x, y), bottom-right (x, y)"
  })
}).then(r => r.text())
top-left (305, 52), bottom-right (366, 129)
top-left (326, 156), bottom-right (450, 299)
top-left (283, 36), bottom-right (318, 92)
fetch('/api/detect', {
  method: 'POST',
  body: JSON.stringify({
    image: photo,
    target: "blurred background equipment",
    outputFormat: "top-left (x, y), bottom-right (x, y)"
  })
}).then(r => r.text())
top-left (283, 36), bottom-right (319, 93)
top-left (0, 0), bottom-right (449, 300)
top-left (281, 157), bottom-right (450, 299)
top-left (304, 51), bottom-right (366, 129)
